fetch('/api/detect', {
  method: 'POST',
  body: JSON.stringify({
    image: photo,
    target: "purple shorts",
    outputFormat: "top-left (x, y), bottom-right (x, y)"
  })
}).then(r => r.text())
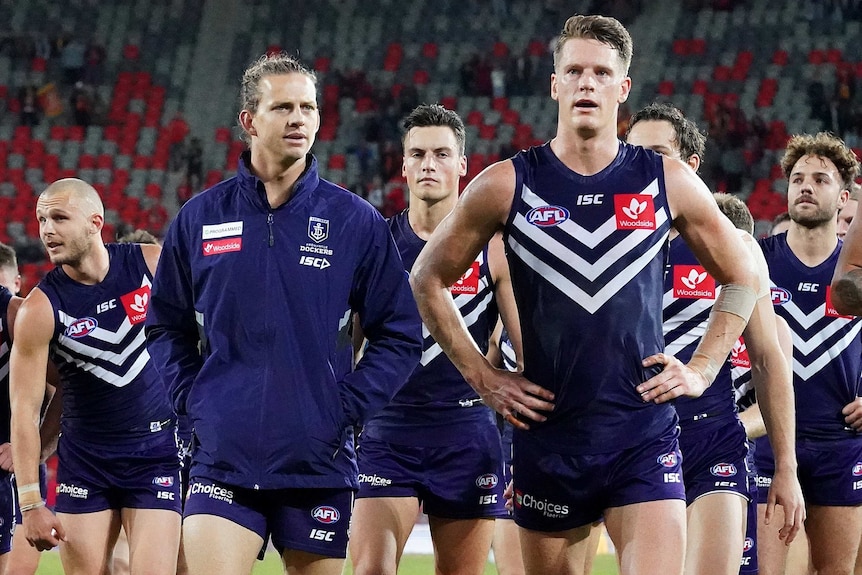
top-left (0, 474), bottom-right (13, 554)
top-left (356, 422), bottom-right (507, 520)
top-left (184, 478), bottom-right (354, 558)
top-left (54, 430), bottom-right (182, 514)
top-left (679, 417), bottom-right (751, 505)
top-left (740, 445), bottom-right (758, 574)
top-left (511, 423), bottom-right (685, 531)
top-left (797, 436), bottom-right (862, 506)
top-left (756, 436), bottom-right (862, 506)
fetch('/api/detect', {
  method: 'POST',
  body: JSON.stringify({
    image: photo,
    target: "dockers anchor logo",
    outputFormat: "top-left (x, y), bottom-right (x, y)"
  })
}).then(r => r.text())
top-left (308, 217), bottom-right (330, 243)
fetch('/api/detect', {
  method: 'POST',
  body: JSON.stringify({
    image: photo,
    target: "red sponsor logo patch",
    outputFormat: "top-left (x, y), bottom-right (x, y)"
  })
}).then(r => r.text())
top-left (202, 237), bottom-right (242, 256)
top-left (672, 265), bottom-right (715, 299)
top-left (120, 286), bottom-right (151, 325)
top-left (614, 194), bottom-right (656, 230)
top-left (451, 261), bottom-right (480, 295)
top-left (825, 286), bottom-right (855, 318)
top-left (730, 338), bottom-right (750, 369)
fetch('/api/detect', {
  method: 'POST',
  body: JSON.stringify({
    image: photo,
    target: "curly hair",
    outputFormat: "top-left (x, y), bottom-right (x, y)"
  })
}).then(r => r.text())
top-left (781, 132), bottom-right (860, 189)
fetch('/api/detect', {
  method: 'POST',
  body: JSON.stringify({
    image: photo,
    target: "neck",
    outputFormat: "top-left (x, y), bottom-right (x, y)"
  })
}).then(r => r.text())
top-left (64, 242), bottom-right (110, 285)
top-left (786, 222), bottom-right (838, 266)
top-left (549, 128), bottom-right (619, 176)
top-left (249, 150), bottom-right (308, 209)
top-left (407, 194), bottom-right (458, 240)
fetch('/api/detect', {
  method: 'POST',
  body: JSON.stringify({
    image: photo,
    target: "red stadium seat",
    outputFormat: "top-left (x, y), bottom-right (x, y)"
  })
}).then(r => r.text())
top-left (422, 42), bottom-right (438, 59)
top-left (657, 81), bottom-right (674, 96)
top-left (328, 154), bottom-right (347, 170)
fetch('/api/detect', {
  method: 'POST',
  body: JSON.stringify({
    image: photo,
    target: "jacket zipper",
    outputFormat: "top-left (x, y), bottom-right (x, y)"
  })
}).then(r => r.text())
top-left (267, 213), bottom-right (274, 246)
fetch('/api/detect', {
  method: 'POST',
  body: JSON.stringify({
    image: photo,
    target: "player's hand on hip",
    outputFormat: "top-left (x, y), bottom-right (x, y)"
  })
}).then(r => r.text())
top-left (765, 466), bottom-right (805, 545)
top-left (479, 370), bottom-right (554, 430)
top-left (842, 397), bottom-right (862, 431)
top-left (639, 353), bottom-right (709, 403)
top-left (23, 506), bottom-right (65, 551)
top-left (0, 442), bottom-right (13, 472)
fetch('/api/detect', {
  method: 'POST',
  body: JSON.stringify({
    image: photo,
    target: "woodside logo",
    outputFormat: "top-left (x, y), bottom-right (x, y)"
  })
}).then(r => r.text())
top-left (202, 238), bottom-right (242, 256)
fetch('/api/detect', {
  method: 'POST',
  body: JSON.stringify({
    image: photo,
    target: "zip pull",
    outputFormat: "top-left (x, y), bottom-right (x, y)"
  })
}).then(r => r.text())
top-left (267, 213), bottom-right (274, 246)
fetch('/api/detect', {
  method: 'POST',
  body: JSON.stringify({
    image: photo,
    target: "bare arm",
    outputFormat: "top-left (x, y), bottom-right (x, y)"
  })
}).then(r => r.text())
top-left (39, 368), bottom-right (62, 463)
top-left (831, 211), bottom-right (862, 315)
top-left (411, 161), bottom-right (554, 426)
top-left (640, 159), bottom-right (759, 402)
top-left (739, 402), bottom-right (766, 440)
top-left (140, 243), bottom-right (162, 276)
top-left (10, 289), bottom-right (66, 549)
top-left (742, 238), bottom-right (804, 543)
top-left (488, 231), bottom-right (524, 371)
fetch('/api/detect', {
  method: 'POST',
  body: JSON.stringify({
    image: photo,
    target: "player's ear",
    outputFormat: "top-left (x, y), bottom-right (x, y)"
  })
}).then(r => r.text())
top-left (239, 110), bottom-right (256, 138)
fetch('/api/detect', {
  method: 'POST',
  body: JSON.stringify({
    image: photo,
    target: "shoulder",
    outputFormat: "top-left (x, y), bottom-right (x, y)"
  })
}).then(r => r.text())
top-left (13, 288), bottom-right (55, 345)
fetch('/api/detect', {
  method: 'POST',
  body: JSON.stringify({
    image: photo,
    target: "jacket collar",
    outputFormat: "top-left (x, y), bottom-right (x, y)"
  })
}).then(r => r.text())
top-left (236, 151), bottom-right (320, 208)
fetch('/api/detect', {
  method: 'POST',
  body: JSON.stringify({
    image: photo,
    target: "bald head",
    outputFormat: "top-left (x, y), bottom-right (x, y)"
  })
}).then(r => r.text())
top-left (41, 178), bottom-right (104, 219)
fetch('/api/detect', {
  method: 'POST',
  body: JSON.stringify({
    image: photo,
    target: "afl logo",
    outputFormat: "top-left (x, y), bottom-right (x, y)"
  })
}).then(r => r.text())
top-left (526, 205), bottom-right (569, 227)
top-left (853, 463), bottom-right (862, 477)
top-left (312, 505), bottom-right (341, 524)
top-left (743, 537), bottom-right (754, 552)
top-left (476, 474), bottom-right (499, 489)
top-left (770, 287), bottom-right (792, 306)
top-left (65, 317), bottom-right (98, 338)
top-left (710, 463), bottom-right (737, 477)
top-left (657, 452), bottom-right (678, 468)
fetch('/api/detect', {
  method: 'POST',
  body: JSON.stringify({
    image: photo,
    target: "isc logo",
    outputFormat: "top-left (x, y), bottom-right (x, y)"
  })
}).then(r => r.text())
top-left (798, 282), bottom-right (819, 292)
top-left (312, 506), bottom-right (340, 524)
top-left (526, 205), bottom-right (569, 227)
top-left (478, 494), bottom-right (498, 505)
top-left (576, 194), bottom-right (603, 205)
top-left (96, 299), bottom-right (117, 314)
top-left (65, 317), bottom-right (98, 338)
top-left (156, 491), bottom-right (175, 500)
top-left (663, 472), bottom-right (681, 483)
top-left (309, 529), bottom-right (335, 541)
top-left (300, 256), bottom-right (330, 270)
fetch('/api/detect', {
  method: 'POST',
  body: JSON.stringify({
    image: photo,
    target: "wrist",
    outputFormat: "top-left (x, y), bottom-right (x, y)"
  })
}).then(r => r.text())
top-left (19, 500), bottom-right (45, 513)
top-left (16, 482), bottom-right (42, 510)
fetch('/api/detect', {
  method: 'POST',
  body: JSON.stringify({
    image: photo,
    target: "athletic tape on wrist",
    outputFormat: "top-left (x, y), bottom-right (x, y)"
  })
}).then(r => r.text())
top-left (690, 351), bottom-right (720, 384)
top-left (19, 500), bottom-right (45, 513)
top-left (714, 283), bottom-right (758, 321)
top-left (17, 482), bottom-right (42, 509)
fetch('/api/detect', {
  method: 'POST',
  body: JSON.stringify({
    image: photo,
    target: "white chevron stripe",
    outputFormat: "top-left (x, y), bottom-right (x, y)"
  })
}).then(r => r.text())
top-left (662, 294), bottom-right (713, 332)
top-left (793, 322), bottom-right (862, 381)
top-left (509, 230), bottom-right (667, 314)
top-left (58, 329), bottom-right (147, 367)
top-left (521, 179), bottom-right (660, 249)
top-left (772, 290), bottom-right (827, 331)
top-left (53, 346), bottom-right (150, 388)
top-left (792, 318), bottom-right (858, 356)
top-left (420, 289), bottom-right (494, 366)
top-left (57, 276), bottom-right (152, 345)
top-left (513, 207), bottom-right (668, 282)
top-left (665, 333), bottom-right (702, 357)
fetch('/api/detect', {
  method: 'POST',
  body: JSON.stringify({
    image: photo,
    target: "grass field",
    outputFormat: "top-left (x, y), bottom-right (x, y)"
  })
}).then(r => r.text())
top-left (32, 552), bottom-right (620, 574)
